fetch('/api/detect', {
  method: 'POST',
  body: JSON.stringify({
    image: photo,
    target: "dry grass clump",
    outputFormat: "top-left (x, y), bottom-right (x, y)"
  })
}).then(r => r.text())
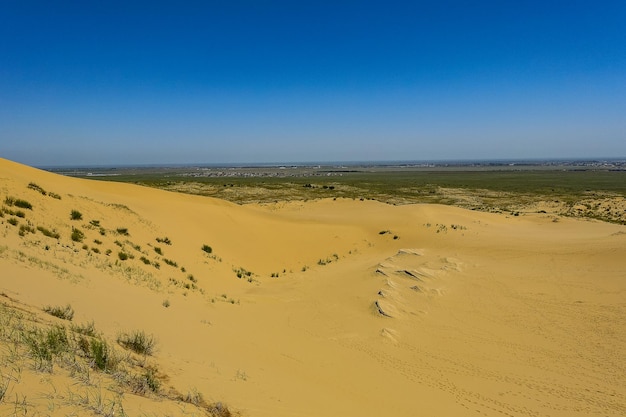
top-left (116, 330), bottom-right (157, 355)
top-left (5, 196), bottom-right (32, 210)
top-left (43, 304), bottom-right (75, 321)
top-left (37, 225), bottom-right (61, 239)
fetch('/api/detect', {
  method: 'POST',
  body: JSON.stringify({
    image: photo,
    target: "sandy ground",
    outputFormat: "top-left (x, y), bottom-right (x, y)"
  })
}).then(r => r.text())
top-left (1, 157), bottom-right (625, 416)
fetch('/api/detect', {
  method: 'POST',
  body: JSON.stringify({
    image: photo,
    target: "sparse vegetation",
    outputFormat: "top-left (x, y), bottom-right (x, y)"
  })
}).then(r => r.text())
top-left (156, 236), bottom-right (172, 245)
top-left (116, 227), bottom-right (129, 235)
top-left (118, 252), bottom-right (129, 261)
top-left (37, 226), bottom-right (61, 239)
top-left (5, 197), bottom-right (33, 210)
top-left (163, 258), bottom-right (178, 267)
top-left (201, 244), bottom-right (213, 254)
top-left (234, 267), bottom-right (253, 280)
top-left (154, 246), bottom-right (163, 255)
top-left (117, 330), bottom-right (157, 355)
top-left (89, 219), bottom-right (101, 227)
top-left (71, 320), bottom-right (97, 337)
top-left (162, 299), bottom-right (170, 308)
top-left (18, 224), bottom-right (35, 236)
top-left (25, 325), bottom-right (71, 371)
top-left (43, 304), bottom-right (75, 321)
top-left (71, 227), bottom-right (85, 242)
top-left (7, 217), bottom-right (18, 226)
top-left (28, 182), bottom-right (46, 195)
top-left (70, 209), bottom-right (83, 220)
top-left (140, 256), bottom-right (151, 265)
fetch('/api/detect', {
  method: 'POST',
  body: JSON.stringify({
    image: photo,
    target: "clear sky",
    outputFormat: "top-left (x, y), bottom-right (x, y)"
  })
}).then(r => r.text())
top-left (1, 1), bottom-right (625, 166)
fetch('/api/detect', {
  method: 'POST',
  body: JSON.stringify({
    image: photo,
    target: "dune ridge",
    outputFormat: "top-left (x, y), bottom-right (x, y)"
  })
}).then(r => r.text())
top-left (1, 157), bottom-right (625, 416)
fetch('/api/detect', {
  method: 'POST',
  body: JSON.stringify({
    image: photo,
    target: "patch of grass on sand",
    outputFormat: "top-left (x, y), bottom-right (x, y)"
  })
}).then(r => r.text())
top-left (117, 330), bottom-right (157, 356)
top-left (43, 304), bottom-right (75, 321)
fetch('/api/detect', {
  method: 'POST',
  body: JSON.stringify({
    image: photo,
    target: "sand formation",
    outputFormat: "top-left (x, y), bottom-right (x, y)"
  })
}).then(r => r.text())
top-left (1, 157), bottom-right (625, 416)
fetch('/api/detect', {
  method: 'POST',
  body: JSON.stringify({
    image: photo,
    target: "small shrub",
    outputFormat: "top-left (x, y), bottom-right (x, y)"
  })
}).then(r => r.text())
top-left (28, 182), bottom-right (46, 195)
top-left (105, 249), bottom-right (112, 256)
top-left (163, 258), bottom-right (178, 267)
top-left (70, 210), bottom-right (83, 220)
top-left (89, 338), bottom-right (111, 371)
top-left (118, 252), bottom-right (129, 261)
top-left (117, 330), bottom-right (156, 355)
top-left (89, 220), bottom-right (100, 227)
top-left (19, 224), bottom-right (35, 236)
top-left (139, 256), bottom-right (151, 265)
top-left (71, 321), bottom-right (97, 337)
top-left (162, 299), bottom-right (170, 308)
top-left (7, 217), bottom-right (18, 226)
top-left (14, 210), bottom-right (26, 218)
top-left (13, 198), bottom-right (33, 210)
top-left (49, 192), bottom-right (62, 200)
top-left (71, 228), bottom-right (84, 242)
top-left (201, 244), bottom-right (213, 254)
top-left (37, 226), bottom-right (60, 239)
top-left (114, 240), bottom-right (123, 247)
top-left (206, 402), bottom-right (233, 417)
top-left (25, 326), bottom-right (70, 371)
top-left (234, 267), bottom-right (252, 279)
top-left (116, 227), bottom-right (129, 236)
top-left (181, 388), bottom-right (204, 406)
top-left (156, 236), bottom-right (171, 245)
top-left (82, 244), bottom-right (89, 250)
top-left (43, 304), bottom-right (75, 321)
top-left (187, 274), bottom-right (197, 283)
top-left (93, 239), bottom-right (102, 245)
top-left (91, 247), bottom-right (100, 254)
top-left (154, 247), bottom-right (163, 255)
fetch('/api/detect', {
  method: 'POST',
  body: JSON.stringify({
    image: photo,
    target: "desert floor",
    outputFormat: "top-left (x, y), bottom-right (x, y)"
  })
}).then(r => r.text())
top-left (1, 157), bottom-right (625, 416)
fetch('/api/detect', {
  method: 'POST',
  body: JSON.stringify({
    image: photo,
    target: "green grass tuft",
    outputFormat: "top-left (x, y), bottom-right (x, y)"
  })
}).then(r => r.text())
top-left (117, 330), bottom-right (157, 355)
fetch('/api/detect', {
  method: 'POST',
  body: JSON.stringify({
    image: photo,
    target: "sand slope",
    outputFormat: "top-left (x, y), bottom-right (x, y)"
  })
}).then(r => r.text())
top-left (1, 157), bottom-right (625, 416)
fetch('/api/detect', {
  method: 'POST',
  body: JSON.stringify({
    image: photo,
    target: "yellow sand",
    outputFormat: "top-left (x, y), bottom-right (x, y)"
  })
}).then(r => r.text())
top-left (1, 157), bottom-right (625, 416)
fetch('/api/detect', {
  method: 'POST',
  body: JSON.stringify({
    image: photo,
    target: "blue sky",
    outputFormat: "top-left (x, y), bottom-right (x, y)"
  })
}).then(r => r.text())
top-left (1, 1), bottom-right (625, 166)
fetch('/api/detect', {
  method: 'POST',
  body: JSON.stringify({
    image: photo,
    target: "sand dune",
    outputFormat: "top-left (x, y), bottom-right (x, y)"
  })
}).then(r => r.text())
top-left (1, 157), bottom-right (625, 416)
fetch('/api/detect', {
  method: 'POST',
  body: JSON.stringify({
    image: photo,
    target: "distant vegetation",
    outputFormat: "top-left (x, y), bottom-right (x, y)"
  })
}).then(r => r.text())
top-left (201, 244), bottom-right (213, 254)
top-left (70, 209), bottom-right (83, 220)
top-left (81, 166), bottom-right (626, 224)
